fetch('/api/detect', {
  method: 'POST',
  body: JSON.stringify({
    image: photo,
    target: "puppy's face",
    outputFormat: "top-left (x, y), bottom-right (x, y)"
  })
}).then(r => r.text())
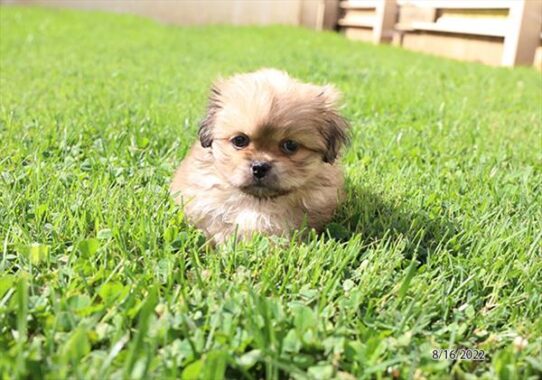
top-left (199, 69), bottom-right (348, 198)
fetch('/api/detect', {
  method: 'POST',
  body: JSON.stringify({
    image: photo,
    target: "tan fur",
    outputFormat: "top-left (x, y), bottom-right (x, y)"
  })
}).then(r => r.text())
top-left (170, 69), bottom-right (349, 245)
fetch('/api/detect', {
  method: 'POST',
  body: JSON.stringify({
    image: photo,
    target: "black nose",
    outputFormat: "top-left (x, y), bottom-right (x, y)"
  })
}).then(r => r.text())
top-left (251, 161), bottom-right (271, 179)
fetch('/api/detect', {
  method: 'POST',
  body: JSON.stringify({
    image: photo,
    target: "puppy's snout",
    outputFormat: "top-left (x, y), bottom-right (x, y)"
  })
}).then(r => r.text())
top-left (251, 161), bottom-right (271, 179)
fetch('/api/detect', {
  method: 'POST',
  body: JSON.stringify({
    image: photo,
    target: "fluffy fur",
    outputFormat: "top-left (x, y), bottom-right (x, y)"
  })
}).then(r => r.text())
top-left (170, 69), bottom-right (349, 244)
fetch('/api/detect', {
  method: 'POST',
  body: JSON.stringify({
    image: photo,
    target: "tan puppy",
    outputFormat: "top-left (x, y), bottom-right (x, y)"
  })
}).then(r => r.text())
top-left (170, 69), bottom-right (349, 244)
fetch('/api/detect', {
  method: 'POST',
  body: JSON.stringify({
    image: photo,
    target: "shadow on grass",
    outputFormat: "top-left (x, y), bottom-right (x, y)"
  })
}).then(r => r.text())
top-left (326, 181), bottom-right (461, 263)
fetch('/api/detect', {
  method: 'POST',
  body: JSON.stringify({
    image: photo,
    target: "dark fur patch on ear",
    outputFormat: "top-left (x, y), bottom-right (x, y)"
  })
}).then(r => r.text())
top-left (198, 116), bottom-right (214, 148)
top-left (321, 111), bottom-right (350, 164)
top-left (198, 84), bottom-right (222, 148)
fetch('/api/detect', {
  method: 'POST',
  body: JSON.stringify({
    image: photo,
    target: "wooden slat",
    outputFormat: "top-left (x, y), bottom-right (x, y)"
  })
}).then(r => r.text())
top-left (397, 0), bottom-right (513, 10)
top-left (342, 26), bottom-right (375, 41)
top-left (394, 22), bottom-right (415, 32)
top-left (411, 21), bottom-right (507, 37)
top-left (339, 0), bottom-right (379, 10)
top-left (338, 17), bottom-right (375, 28)
top-left (400, 32), bottom-right (504, 65)
top-left (534, 46), bottom-right (542, 70)
top-left (373, 0), bottom-right (398, 43)
top-left (502, 0), bottom-right (542, 66)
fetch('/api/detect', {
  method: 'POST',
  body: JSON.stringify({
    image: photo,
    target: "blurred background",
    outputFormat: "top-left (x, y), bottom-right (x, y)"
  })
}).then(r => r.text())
top-left (2, 0), bottom-right (541, 68)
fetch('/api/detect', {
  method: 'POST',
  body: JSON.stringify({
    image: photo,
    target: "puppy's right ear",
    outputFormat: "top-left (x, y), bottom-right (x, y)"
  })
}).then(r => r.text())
top-left (198, 83), bottom-right (222, 148)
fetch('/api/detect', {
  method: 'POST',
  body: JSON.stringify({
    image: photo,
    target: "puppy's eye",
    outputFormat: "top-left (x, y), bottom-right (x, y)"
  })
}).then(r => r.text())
top-left (281, 140), bottom-right (299, 154)
top-left (231, 134), bottom-right (249, 149)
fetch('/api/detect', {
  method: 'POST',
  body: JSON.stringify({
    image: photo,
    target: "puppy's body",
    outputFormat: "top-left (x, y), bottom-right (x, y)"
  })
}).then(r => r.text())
top-left (171, 69), bottom-right (348, 244)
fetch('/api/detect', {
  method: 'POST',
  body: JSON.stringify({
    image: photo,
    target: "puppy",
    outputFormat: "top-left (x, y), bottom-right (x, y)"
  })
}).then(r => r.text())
top-left (170, 69), bottom-right (349, 245)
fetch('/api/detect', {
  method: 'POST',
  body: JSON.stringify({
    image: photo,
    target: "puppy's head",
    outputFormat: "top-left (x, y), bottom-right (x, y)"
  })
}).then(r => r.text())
top-left (199, 69), bottom-right (349, 198)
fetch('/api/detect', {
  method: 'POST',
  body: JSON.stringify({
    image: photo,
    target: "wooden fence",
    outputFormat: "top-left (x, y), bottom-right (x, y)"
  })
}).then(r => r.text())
top-left (337, 0), bottom-right (542, 67)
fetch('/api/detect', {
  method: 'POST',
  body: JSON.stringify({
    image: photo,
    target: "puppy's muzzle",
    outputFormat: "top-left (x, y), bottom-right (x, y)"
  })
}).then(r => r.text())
top-left (251, 161), bottom-right (271, 179)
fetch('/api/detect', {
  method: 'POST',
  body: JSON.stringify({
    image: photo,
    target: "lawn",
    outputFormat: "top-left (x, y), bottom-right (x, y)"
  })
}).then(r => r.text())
top-left (1, 6), bottom-right (541, 380)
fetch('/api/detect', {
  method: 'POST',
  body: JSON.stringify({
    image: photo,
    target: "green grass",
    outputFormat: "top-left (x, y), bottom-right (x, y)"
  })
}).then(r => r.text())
top-left (1, 6), bottom-right (541, 379)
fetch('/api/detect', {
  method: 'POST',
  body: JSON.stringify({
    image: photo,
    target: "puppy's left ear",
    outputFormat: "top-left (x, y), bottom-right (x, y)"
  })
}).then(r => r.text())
top-left (198, 82), bottom-right (223, 148)
top-left (319, 85), bottom-right (350, 164)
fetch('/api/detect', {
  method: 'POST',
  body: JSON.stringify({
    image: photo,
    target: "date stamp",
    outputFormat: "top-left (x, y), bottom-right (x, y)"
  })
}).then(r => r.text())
top-left (432, 349), bottom-right (486, 361)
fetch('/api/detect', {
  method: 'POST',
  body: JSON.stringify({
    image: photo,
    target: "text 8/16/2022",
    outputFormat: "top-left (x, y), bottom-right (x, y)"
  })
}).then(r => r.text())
top-left (432, 349), bottom-right (486, 361)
